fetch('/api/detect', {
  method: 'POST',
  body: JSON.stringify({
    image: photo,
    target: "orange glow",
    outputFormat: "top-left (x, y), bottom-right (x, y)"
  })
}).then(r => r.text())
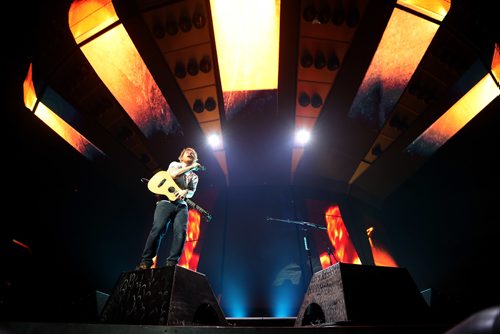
top-left (23, 64), bottom-right (37, 110)
top-left (407, 62), bottom-right (500, 156)
top-left (492, 44), bottom-right (500, 83)
top-left (69, 0), bottom-right (177, 138)
top-left (210, 0), bottom-right (280, 91)
top-left (319, 252), bottom-right (337, 269)
top-left (23, 64), bottom-right (106, 160)
top-left (68, 0), bottom-right (119, 45)
top-left (397, 0), bottom-right (450, 22)
top-left (12, 239), bottom-right (31, 251)
top-left (349, 8), bottom-right (439, 129)
top-left (367, 227), bottom-right (398, 267)
top-left (178, 209), bottom-right (202, 271)
top-left (324, 205), bottom-right (361, 265)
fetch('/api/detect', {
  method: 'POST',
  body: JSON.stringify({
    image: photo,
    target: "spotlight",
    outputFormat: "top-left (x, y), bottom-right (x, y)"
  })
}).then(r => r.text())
top-left (301, 50), bottom-right (313, 68)
top-left (193, 99), bottom-right (204, 113)
top-left (314, 50), bottom-right (326, 69)
top-left (165, 19), bottom-right (178, 36)
top-left (192, 11), bottom-right (206, 29)
top-left (174, 61), bottom-right (186, 78)
top-left (187, 58), bottom-right (199, 76)
top-left (208, 133), bottom-right (222, 149)
top-left (295, 129), bottom-right (311, 146)
top-left (327, 53), bottom-right (340, 71)
top-left (179, 15), bottom-right (192, 32)
top-left (317, 5), bottom-right (331, 24)
top-left (298, 92), bottom-right (310, 107)
top-left (310, 93), bottom-right (323, 108)
top-left (371, 144), bottom-right (383, 156)
top-left (303, 4), bottom-right (317, 22)
top-left (205, 97), bottom-right (216, 111)
top-left (200, 55), bottom-right (212, 73)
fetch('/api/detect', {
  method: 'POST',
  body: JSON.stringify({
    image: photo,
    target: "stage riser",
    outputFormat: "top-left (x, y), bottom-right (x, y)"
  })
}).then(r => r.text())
top-left (295, 263), bottom-right (432, 326)
top-left (100, 266), bottom-right (228, 326)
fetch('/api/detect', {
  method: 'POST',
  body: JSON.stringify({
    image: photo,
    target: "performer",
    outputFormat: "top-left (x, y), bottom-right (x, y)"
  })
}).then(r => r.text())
top-left (136, 147), bottom-right (201, 269)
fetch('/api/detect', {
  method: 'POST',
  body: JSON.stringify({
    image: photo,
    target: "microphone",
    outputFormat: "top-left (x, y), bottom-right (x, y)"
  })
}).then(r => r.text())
top-left (194, 164), bottom-right (206, 171)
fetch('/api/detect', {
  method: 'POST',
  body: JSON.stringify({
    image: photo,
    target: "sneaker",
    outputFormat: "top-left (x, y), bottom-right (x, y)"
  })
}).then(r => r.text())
top-left (135, 263), bottom-right (150, 270)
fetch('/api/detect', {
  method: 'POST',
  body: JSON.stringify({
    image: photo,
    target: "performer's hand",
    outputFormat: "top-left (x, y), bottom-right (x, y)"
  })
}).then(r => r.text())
top-left (176, 189), bottom-right (188, 200)
top-left (191, 162), bottom-right (202, 171)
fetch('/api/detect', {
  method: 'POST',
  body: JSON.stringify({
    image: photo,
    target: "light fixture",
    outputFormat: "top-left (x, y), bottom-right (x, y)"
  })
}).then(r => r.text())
top-left (295, 128), bottom-right (311, 146)
top-left (200, 55), bottom-right (211, 73)
top-left (187, 58), bottom-right (199, 76)
top-left (208, 133), bottom-right (222, 149)
top-left (174, 61), bottom-right (186, 78)
top-left (300, 50), bottom-right (313, 68)
top-left (205, 97), bottom-right (216, 111)
top-left (314, 50), bottom-right (326, 69)
top-left (192, 11), bottom-right (206, 29)
top-left (327, 53), bottom-right (340, 71)
top-left (310, 93), bottom-right (323, 108)
top-left (193, 99), bottom-right (204, 113)
top-left (179, 14), bottom-right (192, 32)
top-left (303, 4), bottom-right (316, 22)
top-left (298, 92), bottom-right (310, 107)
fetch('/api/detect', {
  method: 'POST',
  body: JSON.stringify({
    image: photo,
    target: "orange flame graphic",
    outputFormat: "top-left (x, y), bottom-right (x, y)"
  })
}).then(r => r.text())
top-left (178, 209), bottom-right (201, 271)
top-left (322, 205), bottom-right (361, 268)
top-left (367, 227), bottom-right (398, 267)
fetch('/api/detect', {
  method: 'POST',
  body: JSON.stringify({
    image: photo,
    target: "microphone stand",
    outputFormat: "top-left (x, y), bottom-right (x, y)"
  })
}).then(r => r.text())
top-left (266, 217), bottom-right (326, 278)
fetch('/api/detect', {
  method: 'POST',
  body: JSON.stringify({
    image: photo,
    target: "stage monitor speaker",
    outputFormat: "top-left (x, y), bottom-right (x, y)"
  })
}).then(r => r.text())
top-left (100, 266), bottom-right (228, 326)
top-left (295, 263), bottom-right (431, 326)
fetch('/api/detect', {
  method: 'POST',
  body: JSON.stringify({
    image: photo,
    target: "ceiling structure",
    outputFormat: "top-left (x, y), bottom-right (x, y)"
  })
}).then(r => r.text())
top-left (23, 0), bottom-right (499, 207)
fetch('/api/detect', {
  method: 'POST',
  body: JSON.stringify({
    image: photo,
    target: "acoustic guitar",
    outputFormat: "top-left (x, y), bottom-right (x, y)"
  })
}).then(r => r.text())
top-left (147, 170), bottom-right (213, 222)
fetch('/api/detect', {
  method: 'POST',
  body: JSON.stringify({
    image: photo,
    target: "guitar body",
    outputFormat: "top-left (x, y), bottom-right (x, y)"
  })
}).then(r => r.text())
top-left (147, 170), bottom-right (180, 201)
top-left (147, 170), bottom-right (213, 222)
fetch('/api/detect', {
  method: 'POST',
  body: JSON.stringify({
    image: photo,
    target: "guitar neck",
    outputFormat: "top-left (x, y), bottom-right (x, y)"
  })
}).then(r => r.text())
top-left (186, 199), bottom-right (212, 221)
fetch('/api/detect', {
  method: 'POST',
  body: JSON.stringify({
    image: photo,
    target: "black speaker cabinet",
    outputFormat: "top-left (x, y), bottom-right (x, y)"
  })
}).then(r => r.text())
top-left (100, 266), bottom-right (228, 326)
top-left (295, 263), bottom-right (431, 326)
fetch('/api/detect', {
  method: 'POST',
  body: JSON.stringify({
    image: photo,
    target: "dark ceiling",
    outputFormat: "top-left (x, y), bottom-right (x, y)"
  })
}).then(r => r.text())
top-left (11, 0), bottom-right (499, 208)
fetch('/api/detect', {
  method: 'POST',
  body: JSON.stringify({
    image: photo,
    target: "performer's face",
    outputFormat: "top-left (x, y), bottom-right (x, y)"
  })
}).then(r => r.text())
top-left (181, 148), bottom-right (196, 163)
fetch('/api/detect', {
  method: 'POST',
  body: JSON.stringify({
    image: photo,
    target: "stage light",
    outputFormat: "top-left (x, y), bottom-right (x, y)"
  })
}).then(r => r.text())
top-left (314, 50), bottom-right (326, 69)
top-left (298, 92), bottom-right (310, 107)
top-left (193, 99), bottom-right (204, 113)
top-left (207, 133), bottom-right (222, 149)
top-left (187, 58), bottom-right (199, 76)
top-left (192, 11), bottom-right (206, 29)
top-left (310, 93), bottom-right (323, 108)
top-left (179, 15), bottom-right (192, 32)
top-left (174, 61), bottom-right (186, 78)
top-left (295, 128), bottom-right (311, 146)
top-left (317, 4), bottom-right (331, 24)
top-left (205, 97), bottom-right (216, 111)
top-left (300, 50), bottom-right (313, 68)
top-left (302, 4), bottom-right (316, 22)
top-left (327, 53), bottom-right (340, 71)
top-left (200, 55), bottom-right (212, 73)
top-left (166, 19), bottom-right (178, 36)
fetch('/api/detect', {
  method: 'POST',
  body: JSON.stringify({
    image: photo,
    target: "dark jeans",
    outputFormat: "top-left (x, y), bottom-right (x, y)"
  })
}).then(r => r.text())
top-left (140, 200), bottom-right (188, 267)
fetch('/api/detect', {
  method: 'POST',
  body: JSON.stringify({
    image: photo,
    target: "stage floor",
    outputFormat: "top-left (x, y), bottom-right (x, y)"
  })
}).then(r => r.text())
top-left (2, 320), bottom-right (449, 334)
